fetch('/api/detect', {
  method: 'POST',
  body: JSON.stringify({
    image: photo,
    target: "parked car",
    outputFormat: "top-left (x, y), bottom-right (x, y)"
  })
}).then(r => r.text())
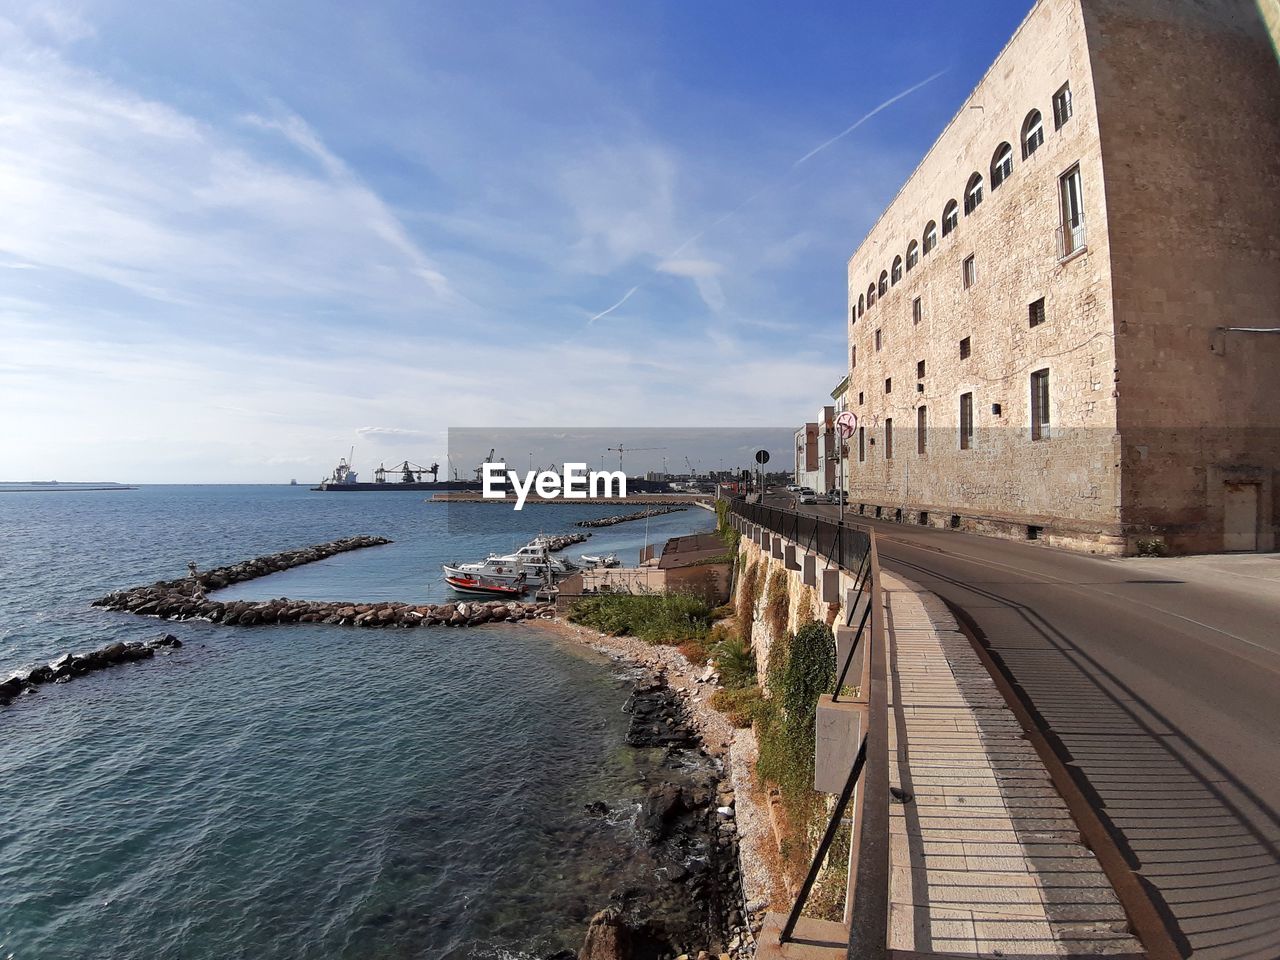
top-left (785, 483), bottom-right (800, 493)
top-left (825, 490), bottom-right (848, 503)
top-left (798, 488), bottom-right (818, 505)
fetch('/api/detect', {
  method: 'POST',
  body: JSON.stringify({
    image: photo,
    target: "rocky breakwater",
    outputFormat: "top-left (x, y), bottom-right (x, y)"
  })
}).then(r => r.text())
top-left (92, 536), bottom-right (557, 628)
top-left (576, 507), bottom-right (687, 529)
top-left (1, 634), bottom-right (183, 707)
top-left (538, 531), bottom-right (591, 551)
top-left (569, 672), bottom-right (752, 960)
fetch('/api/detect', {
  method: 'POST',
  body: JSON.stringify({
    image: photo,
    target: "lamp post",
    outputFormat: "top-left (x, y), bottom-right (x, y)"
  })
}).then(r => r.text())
top-left (835, 412), bottom-right (858, 523)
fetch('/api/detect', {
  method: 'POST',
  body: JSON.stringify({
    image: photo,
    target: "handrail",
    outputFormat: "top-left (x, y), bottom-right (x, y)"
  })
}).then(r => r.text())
top-left (726, 498), bottom-right (889, 958)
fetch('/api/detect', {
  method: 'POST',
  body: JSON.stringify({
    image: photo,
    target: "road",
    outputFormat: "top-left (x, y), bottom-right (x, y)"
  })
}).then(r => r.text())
top-left (768, 493), bottom-right (1280, 959)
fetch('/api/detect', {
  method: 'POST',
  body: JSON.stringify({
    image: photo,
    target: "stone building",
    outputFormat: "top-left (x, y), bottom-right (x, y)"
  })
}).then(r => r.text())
top-left (844, 0), bottom-right (1280, 554)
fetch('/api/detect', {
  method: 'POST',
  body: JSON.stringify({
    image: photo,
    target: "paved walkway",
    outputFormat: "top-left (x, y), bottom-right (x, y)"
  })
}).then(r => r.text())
top-left (882, 572), bottom-right (1141, 956)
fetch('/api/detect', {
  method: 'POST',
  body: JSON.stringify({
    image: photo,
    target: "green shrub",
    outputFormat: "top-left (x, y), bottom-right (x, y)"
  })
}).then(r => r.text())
top-left (567, 593), bottom-right (713, 645)
top-left (712, 629), bottom-right (757, 690)
top-left (711, 684), bottom-right (767, 728)
top-left (1135, 537), bottom-right (1168, 557)
top-left (736, 558), bottom-right (760, 624)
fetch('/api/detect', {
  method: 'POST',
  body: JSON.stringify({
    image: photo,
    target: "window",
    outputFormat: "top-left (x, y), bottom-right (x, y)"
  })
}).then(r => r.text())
top-left (960, 392), bottom-right (974, 449)
top-left (885, 377), bottom-right (892, 394)
top-left (917, 359), bottom-right (925, 379)
top-left (850, 305), bottom-right (856, 324)
top-left (875, 328), bottom-right (882, 351)
top-left (964, 173), bottom-right (984, 214)
top-left (1053, 83), bottom-right (1073, 130)
top-left (858, 294), bottom-right (864, 318)
top-left (1031, 369), bottom-right (1050, 439)
top-left (917, 406), bottom-right (927, 454)
top-left (906, 240), bottom-right (919, 270)
top-left (858, 391), bottom-right (863, 405)
top-left (1059, 164), bottom-right (1085, 256)
top-left (1029, 297), bottom-right (1046, 327)
top-left (959, 336), bottom-right (971, 359)
top-left (867, 283), bottom-right (876, 308)
top-left (942, 200), bottom-right (959, 236)
top-left (878, 270), bottom-right (889, 296)
top-left (991, 143), bottom-right (1013, 188)
top-left (851, 344), bottom-right (857, 368)
top-left (884, 418), bottom-right (894, 460)
top-left (858, 425), bottom-right (866, 462)
top-left (923, 221), bottom-right (938, 254)
top-left (1022, 110), bottom-right (1044, 159)
top-left (891, 256), bottom-right (903, 285)
top-left (912, 296), bottom-right (922, 325)
top-left (962, 255), bottom-right (976, 289)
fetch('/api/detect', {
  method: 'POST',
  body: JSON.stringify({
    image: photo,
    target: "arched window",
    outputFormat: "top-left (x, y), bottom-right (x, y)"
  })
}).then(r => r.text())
top-left (1022, 110), bottom-right (1044, 159)
top-left (923, 221), bottom-right (937, 254)
top-left (878, 270), bottom-right (889, 297)
top-left (867, 283), bottom-right (876, 308)
top-left (857, 293), bottom-right (864, 318)
top-left (906, 240), bottom-right (919, 270)
top-left (991, 143), bottom-right (1013, 188)
top-left (942, 200), bottom-right (959, 236)
top-left (964, 173), bottom-right (984, 214)
top-left (891, 256), bottom-right (903, 285)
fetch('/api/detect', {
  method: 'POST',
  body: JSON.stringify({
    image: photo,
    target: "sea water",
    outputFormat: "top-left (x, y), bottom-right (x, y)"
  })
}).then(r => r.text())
top-left (0, 486), bottom-right (715, 959)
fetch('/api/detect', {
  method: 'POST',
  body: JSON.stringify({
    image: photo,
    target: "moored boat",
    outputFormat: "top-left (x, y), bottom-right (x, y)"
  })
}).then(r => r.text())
top-left (445, 573), bottom-right (529, 598)
top-left (580, 553), bottom-right (620, 569)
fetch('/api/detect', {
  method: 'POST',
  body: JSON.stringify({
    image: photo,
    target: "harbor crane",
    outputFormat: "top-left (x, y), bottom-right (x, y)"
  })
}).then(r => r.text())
top-left (373, 460), bottom-right (440, 483)
top-left (606, 444), bottom-right (666, 471)
top-left (684, 456), bottom-right (698, 477)
top-left (473, 448), bottom-right (497, 482)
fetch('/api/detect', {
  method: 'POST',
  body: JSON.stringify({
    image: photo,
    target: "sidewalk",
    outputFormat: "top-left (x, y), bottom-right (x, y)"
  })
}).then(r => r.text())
top-left (881, 572), bottom-right (1141, 956)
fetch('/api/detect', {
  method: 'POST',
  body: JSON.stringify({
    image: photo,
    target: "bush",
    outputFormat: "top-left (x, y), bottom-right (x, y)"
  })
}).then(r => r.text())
top-left (711, 684), bottom-right (766, 728)
top-left (567, 593), bottom-right (714, 645)
top-left (1135, 537), bottom-right (1168, 557)
top-left (736, 558), bottom-right (760, 624)
top-left (756, 620), bottom-right (838, 882)
top-left (712, 628), bottom-right (757, 690)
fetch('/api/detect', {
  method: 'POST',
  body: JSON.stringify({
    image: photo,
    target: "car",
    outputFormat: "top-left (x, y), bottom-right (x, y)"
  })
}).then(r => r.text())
top-left (825, 490), bottom-right (847, 503)
top-left (785, 483), bottom-right (800, 493)
top-left (798, 489), bottom-right (817, 505)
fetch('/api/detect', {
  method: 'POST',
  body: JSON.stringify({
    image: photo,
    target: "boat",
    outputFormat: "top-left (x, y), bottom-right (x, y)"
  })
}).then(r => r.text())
top-left (445, 574), bottom-right (529, 598)
top-left (312, 450), bottom-right (485, 492)
top-left (442, 541), bottom-right (579, 587)
top-left (580, 553), bottom-right (620, 569)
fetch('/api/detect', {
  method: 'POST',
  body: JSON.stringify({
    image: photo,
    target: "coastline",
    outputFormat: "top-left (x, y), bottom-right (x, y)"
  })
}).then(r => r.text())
top-left (529, 618), bottom-right (785, 955)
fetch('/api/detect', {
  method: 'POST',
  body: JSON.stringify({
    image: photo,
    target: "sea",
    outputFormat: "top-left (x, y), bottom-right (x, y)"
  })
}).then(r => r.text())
top-left (0, 485), bottom-right (716, 960)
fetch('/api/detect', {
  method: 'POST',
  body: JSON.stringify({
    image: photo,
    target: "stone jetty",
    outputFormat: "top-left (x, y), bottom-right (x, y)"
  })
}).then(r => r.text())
top-left (537, 531), bottom-right (591, 551)
top-left (0, 634), bottom-right (183, 706)
top-left (576, 506), bottom-right (687, 528)
top-left (91, 536), bottom-right (557, 629)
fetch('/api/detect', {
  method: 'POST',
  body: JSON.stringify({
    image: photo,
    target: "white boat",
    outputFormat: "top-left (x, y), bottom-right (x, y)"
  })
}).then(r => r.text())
top-left (580, 553), bottom-right (620, 569)
top-left (442, 541), bottom-right (579, 587)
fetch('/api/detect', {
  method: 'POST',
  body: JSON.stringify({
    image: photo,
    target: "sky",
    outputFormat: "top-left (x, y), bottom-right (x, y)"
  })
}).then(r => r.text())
top-left (0, 0), bottom-right (1035, 482)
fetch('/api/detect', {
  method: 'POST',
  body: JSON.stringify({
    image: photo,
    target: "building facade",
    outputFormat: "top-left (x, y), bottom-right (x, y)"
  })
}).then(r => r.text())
top-left (844, 0), bottom-right (1280, 554)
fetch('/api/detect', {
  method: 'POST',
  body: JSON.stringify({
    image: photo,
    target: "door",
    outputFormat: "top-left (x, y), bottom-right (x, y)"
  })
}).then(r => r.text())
top-left (1223, 483), bottom-right (1259, 551)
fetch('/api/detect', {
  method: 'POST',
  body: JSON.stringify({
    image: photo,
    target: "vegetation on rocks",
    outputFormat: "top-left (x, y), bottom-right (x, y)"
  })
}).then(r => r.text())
top-left (567, 593), bottom-right (713, 645)
top-left (764, 569), bottom-right (790, 639)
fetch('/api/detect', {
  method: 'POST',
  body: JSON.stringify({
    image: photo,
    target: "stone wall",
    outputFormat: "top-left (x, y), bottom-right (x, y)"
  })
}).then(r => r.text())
top-left (1082, 0), bottom-right (1280, 552)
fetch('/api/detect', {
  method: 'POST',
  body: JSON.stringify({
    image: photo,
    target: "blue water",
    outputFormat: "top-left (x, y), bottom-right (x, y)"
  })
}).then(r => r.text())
top-left (0, 487), bottom-right (715, 959)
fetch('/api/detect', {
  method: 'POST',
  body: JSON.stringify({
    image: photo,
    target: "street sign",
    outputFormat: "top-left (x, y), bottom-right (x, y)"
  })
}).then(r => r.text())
top-left (836, 411), bottom-right (859, 439)
top-left (755, 449), bottom-right (770, 465)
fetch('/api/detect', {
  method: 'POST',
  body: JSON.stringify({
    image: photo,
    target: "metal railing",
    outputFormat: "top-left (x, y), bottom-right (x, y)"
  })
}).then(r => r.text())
top-left (727, 498), bottom-right (889, 958)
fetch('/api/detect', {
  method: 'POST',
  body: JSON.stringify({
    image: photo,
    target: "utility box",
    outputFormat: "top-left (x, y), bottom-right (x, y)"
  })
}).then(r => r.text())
top-left (814, 695), bottom-right (865, 794)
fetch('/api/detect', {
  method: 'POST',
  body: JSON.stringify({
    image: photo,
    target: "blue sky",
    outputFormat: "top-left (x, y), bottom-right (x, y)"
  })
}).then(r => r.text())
top-left (1, 0), bottom-right (1033, 482)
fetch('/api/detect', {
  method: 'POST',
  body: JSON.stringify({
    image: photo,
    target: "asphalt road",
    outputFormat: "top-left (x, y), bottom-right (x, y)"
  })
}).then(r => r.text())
top-left (769, 493), bottom-right (1280, 959)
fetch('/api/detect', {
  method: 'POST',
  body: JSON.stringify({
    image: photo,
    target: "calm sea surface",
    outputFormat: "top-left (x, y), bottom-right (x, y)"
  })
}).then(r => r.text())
top-left (0, 486), bottom-right (715, 960)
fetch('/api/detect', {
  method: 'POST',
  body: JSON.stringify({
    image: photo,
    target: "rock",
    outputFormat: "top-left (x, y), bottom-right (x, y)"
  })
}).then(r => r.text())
top-left (577, 906), bottom-right (635, 960)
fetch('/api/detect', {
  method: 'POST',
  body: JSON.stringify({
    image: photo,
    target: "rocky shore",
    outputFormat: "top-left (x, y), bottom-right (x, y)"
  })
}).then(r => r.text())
top-left (534, 622), bottom-right (783, 960)
top-left (1, 634), bottom-right (183, 706)
top-left (91, 535), bottom-right (557, 628)
top-left (576, 507), bottom-right (688, 529)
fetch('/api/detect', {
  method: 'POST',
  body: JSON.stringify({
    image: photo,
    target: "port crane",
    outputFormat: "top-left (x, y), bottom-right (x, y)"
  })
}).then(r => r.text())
top-left (473, 448), bottom-right (497, 482)
top-left (373, 460), bottom-right (440, 483)
top-left (606, 444), bottom-right (666, 471)
top-left (684, 456), bottom-right (698, 477)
